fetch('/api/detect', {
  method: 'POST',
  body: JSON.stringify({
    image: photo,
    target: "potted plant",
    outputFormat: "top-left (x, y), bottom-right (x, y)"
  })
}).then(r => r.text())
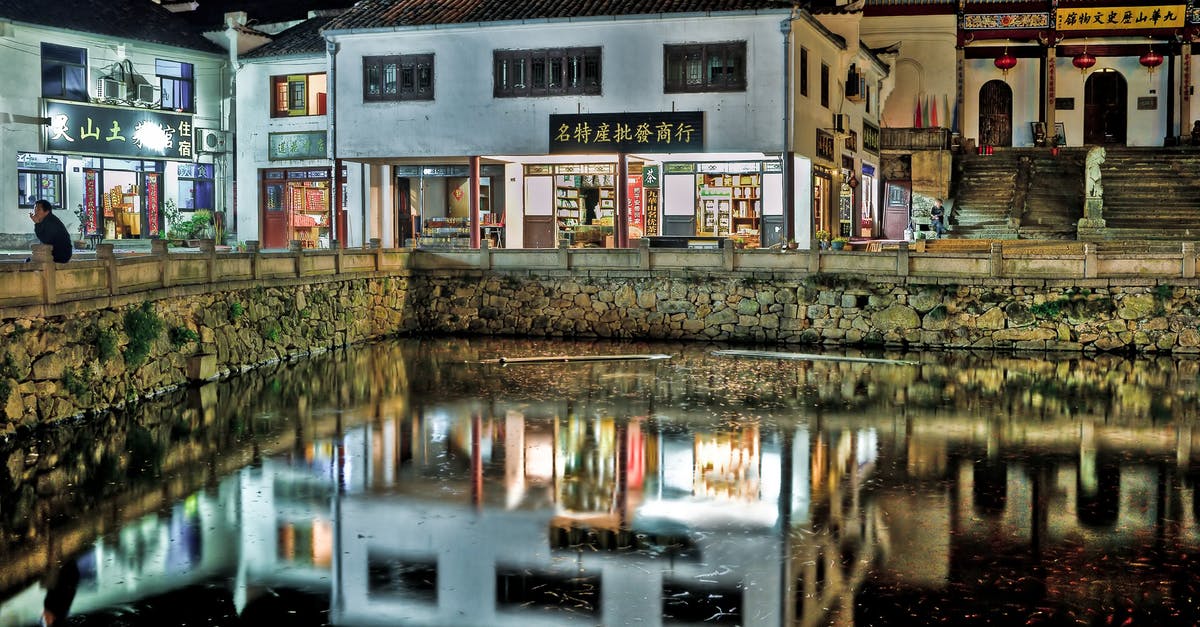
top-left (831, 236), bottom-right (850, 250)
top-left (814, 230), bottom-right (831, 249)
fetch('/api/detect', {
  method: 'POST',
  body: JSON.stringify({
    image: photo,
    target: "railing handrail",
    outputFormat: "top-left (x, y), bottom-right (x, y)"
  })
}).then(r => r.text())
top-left (3, 239), bottom-right (1198, 315)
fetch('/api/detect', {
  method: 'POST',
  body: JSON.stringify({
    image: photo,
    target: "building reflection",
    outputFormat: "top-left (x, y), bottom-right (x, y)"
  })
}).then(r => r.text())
top-left (3, 346), bottom-right (1200, 626)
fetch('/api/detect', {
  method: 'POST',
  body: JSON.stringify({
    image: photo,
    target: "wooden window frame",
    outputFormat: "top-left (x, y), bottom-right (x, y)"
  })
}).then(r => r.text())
top-left (663, 41), bottom-right (747, 94)
top-left (494, 47), bottom-right (601, 98)
top-left (363, 54), bottom-right (434, 102)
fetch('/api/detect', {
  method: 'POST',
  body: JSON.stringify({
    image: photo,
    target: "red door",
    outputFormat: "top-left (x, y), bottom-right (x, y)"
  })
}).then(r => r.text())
top-left (262, 171), bottom-right (287, 249)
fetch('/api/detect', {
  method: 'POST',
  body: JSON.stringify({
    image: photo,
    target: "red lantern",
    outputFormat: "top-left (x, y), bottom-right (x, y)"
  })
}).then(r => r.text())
top-left (994, 49), bottom-right (1018, 75)
top-left (1072, 51), bottom-right (1096, 73)
top-left (1139, 48), bottom-right (1163, 72)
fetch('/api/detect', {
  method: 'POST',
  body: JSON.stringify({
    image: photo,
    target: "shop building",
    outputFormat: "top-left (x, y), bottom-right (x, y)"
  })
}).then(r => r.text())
top-left (233, 12), bottom-right (346, 249)
top-left (0, 1), bottom-right (230, 249)
top-left (322, 0), bottom-right (890, 250)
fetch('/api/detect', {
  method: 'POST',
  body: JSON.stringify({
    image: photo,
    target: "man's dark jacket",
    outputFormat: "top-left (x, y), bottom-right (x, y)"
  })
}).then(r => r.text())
top-left (35, 212), bottom-right (73, 263)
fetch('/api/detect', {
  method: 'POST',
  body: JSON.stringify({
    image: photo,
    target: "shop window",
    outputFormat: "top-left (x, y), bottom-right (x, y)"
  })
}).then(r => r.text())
top-left (16, 153), bottom-right (64, 209)
top-left (363, 54), bottom-right (433, 102)
top-left (494, 47), bottom-right (601, 97)
top-left (42, 43), bottom-right (88, 101)
top-left (271, 73), bottom-right (327, 117)
top-left (664, 42), bottom-right (746, 93)
top-left (178, 163), bottom-right (214, 212)
top-left (156, 59), bottom-right (194, 112)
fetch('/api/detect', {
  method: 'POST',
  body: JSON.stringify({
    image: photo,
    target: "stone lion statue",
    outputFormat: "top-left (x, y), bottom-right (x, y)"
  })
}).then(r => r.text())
top-left (1085, 147), bottom-right (1105, 199)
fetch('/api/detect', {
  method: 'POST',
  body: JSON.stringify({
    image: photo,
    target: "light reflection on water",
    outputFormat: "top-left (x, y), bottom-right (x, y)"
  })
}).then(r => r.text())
top-left (0, 337), bottom-right (1198, 626)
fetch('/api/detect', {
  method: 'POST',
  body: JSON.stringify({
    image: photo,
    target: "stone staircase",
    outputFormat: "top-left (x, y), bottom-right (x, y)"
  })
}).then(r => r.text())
top-left (1016, 150), bottom-right (1085, 240)
top-left (1095, 148), bottom-right (1200, 240)
top-left (949, 151), bottom-right (1020, 239)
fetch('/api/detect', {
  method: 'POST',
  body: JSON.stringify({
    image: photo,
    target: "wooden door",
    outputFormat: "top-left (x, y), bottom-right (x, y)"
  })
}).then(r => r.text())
top-left (396, 178), bottom-right (415, 246)
top-left (978, 80), bottom-right (1013, 147)
top-left (883, 181), bottom-right (910, 240)
top-left (262, 171), bottom-right (288, 249)
top-left (1084, 71), bottom-right (1127, 145)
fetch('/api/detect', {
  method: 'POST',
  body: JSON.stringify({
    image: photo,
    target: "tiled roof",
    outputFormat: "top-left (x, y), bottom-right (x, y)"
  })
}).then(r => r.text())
top-left (243, 13), bottom-right (337, 58)
top-left (324, 0), bottom-right (795, 31)
top-left (0, 0), bottom-right (223, 53)
top-left (170, 0), bottom-right (360, 30)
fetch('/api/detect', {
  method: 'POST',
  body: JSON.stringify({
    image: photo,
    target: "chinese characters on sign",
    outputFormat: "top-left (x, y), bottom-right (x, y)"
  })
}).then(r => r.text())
top-left (863, 122), bottom-right (881, 154)
top-left (550, 112), bottom-right (704, 154)
top-left (1056, 5), bottom-right (1184, 30)
top-left (43, 100), bottom-right (195, 161)
top-left (816, 129), bottom-right (835, 161)
top-left (269, 131), bottom-right (329, 161)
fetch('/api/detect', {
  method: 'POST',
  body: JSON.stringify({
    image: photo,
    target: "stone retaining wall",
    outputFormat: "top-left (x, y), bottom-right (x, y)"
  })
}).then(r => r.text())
top-left (4, 266), bottom-right (1200, 433)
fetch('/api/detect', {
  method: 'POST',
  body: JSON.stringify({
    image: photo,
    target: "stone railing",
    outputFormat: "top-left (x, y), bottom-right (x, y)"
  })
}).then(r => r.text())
top-left (0, 239), bottom-right (411, 315)
top-left (4, 239), bottom-right (1200, 314)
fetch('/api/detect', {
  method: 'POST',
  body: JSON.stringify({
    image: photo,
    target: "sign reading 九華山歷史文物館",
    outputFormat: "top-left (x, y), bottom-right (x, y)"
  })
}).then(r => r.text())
top-left (1056, 6), bottom-right (1185, 30)
top-left (43, 100), bottom-right (195, 161)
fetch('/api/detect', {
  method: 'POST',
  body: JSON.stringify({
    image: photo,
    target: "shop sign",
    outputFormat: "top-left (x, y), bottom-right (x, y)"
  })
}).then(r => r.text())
top-left (642, 164), bottom-right (660, 188)
top-left (816, 129), bottom-right (835, 161)
top-left (43, 99), bottom-right (194, 161)
top-left (863, 122), bottom-right (880, 154)
top-left (762, 160), bottom-right (782, 173)
top-left (1056, 5), bottom-right (1184, 30)
top-left (961, 12), bottom-right (1049, 30)
top-left (696, 161), bottom-right (758, 174)
top-left (17, 152), bottom-right (64, 171)
top-left (269, 131), bottom-right (328, 161)
top-left (664, 162), bottom-right (694, 174)
top-left (549, 111), bottom-right (704, 153)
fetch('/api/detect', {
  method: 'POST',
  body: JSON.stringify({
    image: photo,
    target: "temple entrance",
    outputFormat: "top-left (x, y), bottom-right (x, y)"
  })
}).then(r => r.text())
top-left (1084, 69), bottom-right (1127, 145)
top-left (978, 80), bottom-right (1013, 147)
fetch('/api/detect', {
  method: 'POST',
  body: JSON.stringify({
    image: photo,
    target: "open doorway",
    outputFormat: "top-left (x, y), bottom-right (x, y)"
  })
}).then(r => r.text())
top-left (978, 80), bottom-right (1013, 147)
top-left (1084, 69), bottom-right (1127, 145)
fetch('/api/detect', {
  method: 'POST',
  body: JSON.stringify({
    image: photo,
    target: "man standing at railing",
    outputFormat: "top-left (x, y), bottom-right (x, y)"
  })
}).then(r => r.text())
top-left (930, 198), bottom-right (947, 239)
top-left (29, 199), bottom-right (72, 263)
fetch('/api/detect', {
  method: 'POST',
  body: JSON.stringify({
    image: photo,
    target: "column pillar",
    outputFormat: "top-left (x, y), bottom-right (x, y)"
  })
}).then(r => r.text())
top-left (1181, 41), bottom-right (1193, 144)
top-left (1044, 45), bottom-right (1057, 145)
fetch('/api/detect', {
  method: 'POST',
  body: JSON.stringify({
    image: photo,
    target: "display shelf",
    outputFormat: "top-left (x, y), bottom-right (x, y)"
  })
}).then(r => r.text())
top-left (421, 216), bottom-right (470, 248)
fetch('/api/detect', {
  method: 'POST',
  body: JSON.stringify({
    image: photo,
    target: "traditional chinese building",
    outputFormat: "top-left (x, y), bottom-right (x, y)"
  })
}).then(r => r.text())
top-left (319, 0), bottom-right (890, 250)
top-left (0, 0), bottom-right (230, 248)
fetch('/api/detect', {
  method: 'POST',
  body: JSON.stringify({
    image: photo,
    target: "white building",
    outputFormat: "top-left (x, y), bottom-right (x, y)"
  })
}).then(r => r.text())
top-left (0, 0), bottom-right (230, 249)
top-left (315, 0), bottom-right (889, 250)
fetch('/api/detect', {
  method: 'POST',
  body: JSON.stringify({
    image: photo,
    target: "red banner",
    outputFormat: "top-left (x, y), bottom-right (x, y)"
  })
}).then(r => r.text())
top-left (627, 175), bottom-right (644, 238)
top-left (145, 174), bottom-right (160, 237)
top-left (84, 170), bottom-right (98, 233)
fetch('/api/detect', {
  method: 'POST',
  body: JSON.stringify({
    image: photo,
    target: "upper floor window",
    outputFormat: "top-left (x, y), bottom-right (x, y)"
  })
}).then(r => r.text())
top-left (494, 47), bottom-right (601, 97)
top-left (41, 43), bottom-right (88, 101)
top-left (272, 73), bottom-right (327, 117)
top-left (363, 54), bottom-right (433, 102)
top-left (820, 63), bottom-right (830, 108)
top-left (156, 59), bottom-right (194, 112)
top-left (663, 42), bottom-right (746, 93)
top-left (799, 47), bottom-right (809, 97)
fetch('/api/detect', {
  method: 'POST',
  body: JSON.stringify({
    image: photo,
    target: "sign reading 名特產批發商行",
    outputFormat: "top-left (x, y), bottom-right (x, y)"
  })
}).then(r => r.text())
top-left (550, 112), bottom-right (704, 154)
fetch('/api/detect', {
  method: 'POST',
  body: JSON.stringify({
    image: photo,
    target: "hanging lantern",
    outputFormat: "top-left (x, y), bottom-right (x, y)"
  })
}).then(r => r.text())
top-left (1072, 50), bottom-right (1097, 73)
top-left (1139, 48), bottom-right (1163, 72)
top-left (994, 48), bottom-right (1018, 75)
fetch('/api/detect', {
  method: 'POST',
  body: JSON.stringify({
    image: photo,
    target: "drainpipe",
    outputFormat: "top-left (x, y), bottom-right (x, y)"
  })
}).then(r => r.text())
top-left (327, 39), bottom-right (343, 248)
top-left (781, 12), bottom-right (795, 244)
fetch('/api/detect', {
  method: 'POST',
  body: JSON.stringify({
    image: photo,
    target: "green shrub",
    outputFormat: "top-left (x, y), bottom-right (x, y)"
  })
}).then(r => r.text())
top-left (123, 302), bottom-right (163, 368)
top-left (229, 301), bottom-right (245, 321)
top-left (61, 367), bottom-right (88, 397)
top-left (169, 326), bottom-right (200, 348)
top-left (97, 328), bottom-right (118, 361)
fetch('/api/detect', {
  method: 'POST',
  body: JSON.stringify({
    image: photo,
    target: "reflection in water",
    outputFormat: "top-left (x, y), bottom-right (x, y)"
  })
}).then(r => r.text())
top-left (0, 338), bottom-right (1198, 626)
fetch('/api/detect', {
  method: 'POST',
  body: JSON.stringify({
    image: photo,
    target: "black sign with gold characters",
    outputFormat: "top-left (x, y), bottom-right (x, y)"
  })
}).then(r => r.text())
top-left (863, 121), bottom-right (881, 154)
top-left (550, 111), bottom-right (704, 154)
top-left (43, 99), bottom-right (195, 161)
top-left (816, 129), bottom-right (835, 161)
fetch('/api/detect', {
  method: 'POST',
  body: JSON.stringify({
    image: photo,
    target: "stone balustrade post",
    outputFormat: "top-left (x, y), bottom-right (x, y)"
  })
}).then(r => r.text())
top-left (31, 244), bottom-right (56, 305)
top-left (989, 242), bottom-right (1004, 277)
top-left (479, 237), bottom-right (491, 271)
top-left (1182, 242), bottom-right (1196, 279)
top-left (1084, 243), bottom-right (1097, 278)
top-left (152, 239), bottom-right (171, 287)
top-left (638, 237), bottom-right (650, 270)
top-left (558, 238), bottom-right (570, 269)
top-left (199, 239), bottom-right (216, 284)
top-left (897, 241), bottom-right (910, 277)
top-left (96, 243), bottom-right (117, 295)
top-left (808, 243), bottom-right (820, 273)
top-left (722, 239), bottom-right (735, 272)
top-left (244, 240), bottom-right (261, 280)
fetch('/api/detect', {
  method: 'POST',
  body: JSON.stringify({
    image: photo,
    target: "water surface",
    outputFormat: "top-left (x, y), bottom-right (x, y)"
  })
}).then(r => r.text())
top-left (0, 338), bottom-right (1197, 626)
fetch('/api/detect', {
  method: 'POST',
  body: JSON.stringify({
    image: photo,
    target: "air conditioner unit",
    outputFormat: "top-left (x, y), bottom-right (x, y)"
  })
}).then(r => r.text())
top-left (832, 114), bottom-right (848, 134)
top-left (196, 128), bottom-right (230, 153)
top-left (136, 83), bottom-right (156, 103)
top-left (100, 78), bottom-right (123, 100)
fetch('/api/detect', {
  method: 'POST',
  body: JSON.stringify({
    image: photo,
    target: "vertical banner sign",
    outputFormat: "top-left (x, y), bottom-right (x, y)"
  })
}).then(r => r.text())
top-left (642, 165), bottom-right (660, 237)
top-left (84, 169), bottom-right (98, 233)
top-left (627, 175), bottom-right (644, 237)
top-left (145, 173), bottom-right (160, 237)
